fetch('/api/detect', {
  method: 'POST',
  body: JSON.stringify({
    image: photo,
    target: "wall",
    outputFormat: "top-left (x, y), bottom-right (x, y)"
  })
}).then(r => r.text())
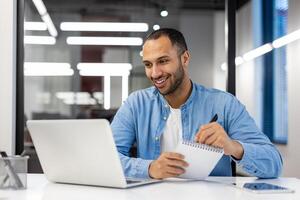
top-left (222, 0), bottom-right (300, 178)
top-left (180, 10), bottom-right (215, 88)
top-left (0, 0), bottom-right (16, 154)
top-left (212, 2), bottom-right (258, 120)
top-left (281, 0), bottom-right (300, 177)
top-left (213, 11), bottom-right (226, 91)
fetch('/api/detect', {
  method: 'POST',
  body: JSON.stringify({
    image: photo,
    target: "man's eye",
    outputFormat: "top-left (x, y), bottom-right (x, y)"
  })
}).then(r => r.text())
top-left (144, 63), bottom-right (151, 68)
top-left (159, 59), bottom-right (168, 64)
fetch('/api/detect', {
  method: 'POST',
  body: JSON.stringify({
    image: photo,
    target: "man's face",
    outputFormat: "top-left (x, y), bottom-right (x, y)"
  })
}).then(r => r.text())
top-left (142, 36), bottom-right (188, 95)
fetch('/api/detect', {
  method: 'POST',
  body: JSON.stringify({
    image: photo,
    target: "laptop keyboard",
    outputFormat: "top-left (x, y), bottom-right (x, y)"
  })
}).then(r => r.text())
top-left (126, 180), bottom-right (143, 184)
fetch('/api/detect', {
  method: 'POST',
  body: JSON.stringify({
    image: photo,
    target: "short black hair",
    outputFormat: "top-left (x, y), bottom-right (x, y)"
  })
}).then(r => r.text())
top-left (144, 28), bottom-right (188, 54)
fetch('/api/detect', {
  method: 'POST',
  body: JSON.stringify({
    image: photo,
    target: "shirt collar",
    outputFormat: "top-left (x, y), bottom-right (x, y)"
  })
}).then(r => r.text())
top-left (151, 80), bottom-right (197, 108)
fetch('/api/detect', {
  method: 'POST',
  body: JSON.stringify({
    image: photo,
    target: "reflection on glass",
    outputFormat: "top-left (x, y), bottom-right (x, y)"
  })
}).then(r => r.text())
top-left (23, 0), bottom-right (224, 172)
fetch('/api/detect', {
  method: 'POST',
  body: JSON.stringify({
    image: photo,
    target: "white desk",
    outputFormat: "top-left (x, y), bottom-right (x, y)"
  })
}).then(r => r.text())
top-left (0, 174), bottom-right (299, 200)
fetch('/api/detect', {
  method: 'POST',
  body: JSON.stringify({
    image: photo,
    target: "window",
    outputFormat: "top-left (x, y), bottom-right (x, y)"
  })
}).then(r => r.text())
top-left (273, 0), bottom-right (288, 143)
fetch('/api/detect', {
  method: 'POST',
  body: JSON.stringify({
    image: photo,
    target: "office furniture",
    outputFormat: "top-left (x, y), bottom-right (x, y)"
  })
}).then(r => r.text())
top-left (0, 174), bottom-right (299, 200)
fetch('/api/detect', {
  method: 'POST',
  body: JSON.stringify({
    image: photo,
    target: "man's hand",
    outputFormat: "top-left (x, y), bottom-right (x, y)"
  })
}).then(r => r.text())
top-left (149, 152), bottom-right (188, 179)
top-left (194, 122), bottom-right (244, 160)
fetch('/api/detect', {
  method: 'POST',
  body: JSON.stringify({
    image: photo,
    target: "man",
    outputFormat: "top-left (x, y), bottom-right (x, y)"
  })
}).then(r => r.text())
top-left (111, 28), bottom-right (282, 179)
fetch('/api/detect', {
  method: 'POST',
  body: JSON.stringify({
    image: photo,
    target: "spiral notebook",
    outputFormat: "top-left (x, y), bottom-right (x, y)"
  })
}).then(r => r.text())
top-left (174, 140), bottom-right (224, 179)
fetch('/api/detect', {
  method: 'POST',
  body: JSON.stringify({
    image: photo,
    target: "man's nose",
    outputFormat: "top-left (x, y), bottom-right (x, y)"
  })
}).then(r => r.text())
top-left (151, 65), bottom-right (163, 79)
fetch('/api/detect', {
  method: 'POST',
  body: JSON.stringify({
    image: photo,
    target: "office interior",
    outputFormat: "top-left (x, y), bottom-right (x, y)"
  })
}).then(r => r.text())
top-left (0, 0), bottom-right (300, 180)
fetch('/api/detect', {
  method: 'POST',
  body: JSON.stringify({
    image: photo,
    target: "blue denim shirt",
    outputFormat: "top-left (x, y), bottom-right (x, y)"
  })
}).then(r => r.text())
top-left (111, 82), bottom-right (282, 179)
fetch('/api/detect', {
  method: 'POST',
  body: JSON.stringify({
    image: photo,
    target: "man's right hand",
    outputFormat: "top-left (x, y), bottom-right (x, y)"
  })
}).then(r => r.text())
top-left (148, 152), bottom-right (189, 179)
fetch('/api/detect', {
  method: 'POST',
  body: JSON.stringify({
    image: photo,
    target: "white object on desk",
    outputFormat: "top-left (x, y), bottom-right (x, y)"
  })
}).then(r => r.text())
top-left (26, 119), bottom-right (158, 188)
top-left (1, 174), bottom-right (299, 200)
top-left (174, 140), bottom-right (224, 179)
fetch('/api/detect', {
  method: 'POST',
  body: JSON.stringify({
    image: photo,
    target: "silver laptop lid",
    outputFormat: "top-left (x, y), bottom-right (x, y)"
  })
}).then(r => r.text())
top-left (27, 119), bottom-right (127, 188)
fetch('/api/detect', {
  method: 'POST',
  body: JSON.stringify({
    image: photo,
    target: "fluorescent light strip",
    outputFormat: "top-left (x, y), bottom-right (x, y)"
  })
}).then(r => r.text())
top-left (77, 63), bottom-right (132, 70)
top-left (122, 75), bottom-right (129, 103)
top-left (25, 69), bottom-right (73, 76)
top-left (32, 0), bottom-right (47, 16)
top-left (60, 22), bottom-right (149, 32)
top-left (24, 62), bottom-right (71, 69)
top-left (32, 0), bottom-right (58, 37)
top-left (235, 56), bottom-right (244, 66)
top-left (79, 70), bottom-right (130, 76)
top-left (24, 36), bottom-right (56, 45)
top-left (67, 36), bottom-right (143, 46)
top-left (77, 63), bottom-right (132, 76)
top-left (220, 28), bottom-right (300, 70)
top-left (272, 29), bottom-right (300, 48)
top-left (42, 13), bottom-right (58, 37)
top-left (104, 76), bottom-right (110, 110)
top-left (24, 22), bottom-right (47, 31)
top-left (24, 62), bottom-right (73, 76)
top-left (242, 43), bottom-right (273, 61)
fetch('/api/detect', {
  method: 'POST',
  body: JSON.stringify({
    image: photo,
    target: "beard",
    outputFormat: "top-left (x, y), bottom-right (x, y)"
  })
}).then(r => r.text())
top-left (156, 62), bottom-right (185, 96)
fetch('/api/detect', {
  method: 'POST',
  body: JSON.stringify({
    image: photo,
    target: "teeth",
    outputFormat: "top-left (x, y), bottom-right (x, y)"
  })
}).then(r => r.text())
top-left (155, 78), bottom-right (166, 84)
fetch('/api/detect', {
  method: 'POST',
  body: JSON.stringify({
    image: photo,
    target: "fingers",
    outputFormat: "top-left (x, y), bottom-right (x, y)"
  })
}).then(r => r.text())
top-left (195, 127), bottom-right (215, 143)
top-left (167, 157), bottom-right (189, 168)
top-left (164, 152), bottom-right (185, 160)
top-left (149, 152), bottom-right (189, 179)
top-left (194, 122), bottom-right (217, 141)
top-left (204, 133), bottom-right (218, 146)
top-left (201, 122), bottom-right (217, 130)
top-left (166, 166), bottom-right (185, 175)
top-left (194, 122), bottom-right (229, 149)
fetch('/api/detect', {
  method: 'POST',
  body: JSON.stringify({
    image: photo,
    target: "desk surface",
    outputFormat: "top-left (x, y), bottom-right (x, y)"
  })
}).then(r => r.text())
top-left (0, 174), bottom-right (299, 200)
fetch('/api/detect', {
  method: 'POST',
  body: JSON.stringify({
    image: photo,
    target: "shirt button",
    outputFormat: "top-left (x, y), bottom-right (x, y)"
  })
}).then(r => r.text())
top-left (163, 116), bottom-right (167, 120)
top-left (155, 137), bottom-right (159, 141)
top-left (164, 104), bottom-right (168, 108)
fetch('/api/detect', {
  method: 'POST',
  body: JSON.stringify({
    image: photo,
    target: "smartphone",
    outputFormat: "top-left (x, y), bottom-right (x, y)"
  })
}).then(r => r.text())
top-left (241, 182), bottom-right (294, 194)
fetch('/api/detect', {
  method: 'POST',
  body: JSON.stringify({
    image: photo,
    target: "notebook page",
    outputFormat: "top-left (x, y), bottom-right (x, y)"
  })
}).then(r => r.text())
top-left (174, 140), bottom-right (224, 179)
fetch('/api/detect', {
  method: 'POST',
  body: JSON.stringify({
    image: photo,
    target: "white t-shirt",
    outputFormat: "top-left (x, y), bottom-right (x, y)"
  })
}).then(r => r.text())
top-left (160, 107), bottom-right (182, 153)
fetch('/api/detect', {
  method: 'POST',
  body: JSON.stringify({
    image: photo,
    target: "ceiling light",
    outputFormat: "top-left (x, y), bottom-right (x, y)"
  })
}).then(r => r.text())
top-left (41, 13), bottom-right (58, 37)
top-left (32, 0), bottom-right (58, 37)
top-left (221, 63), bottom-right (227, 71)
top-left (24, 62), bottom-right (73, 76)
top-left (104, 76), bottom-right (110, 110)
top-left (32, 0), bottom-right (47, 16)
top-left (66, 36), bottom-right (143, 46)
top-left (24, 22), bottom-right (47, 31)
top-left (160, 10), bottom-right (168, 17)
top-left (122, 75), bottom-right (129, 103)
top-left (272, 29), bottom-right (300, 48)
top-left (24, 36), bottom-right (56, 45)
top-left (242, 43), bottom-right (273, 61)
top-left (77, 63), bottom-right (132, 76)
top-left (153, 24), bottom-right (160, 30)
top-left (235, 56), bottom-right (244, 66)
top-left (60, 22), bottom-right (148, 32)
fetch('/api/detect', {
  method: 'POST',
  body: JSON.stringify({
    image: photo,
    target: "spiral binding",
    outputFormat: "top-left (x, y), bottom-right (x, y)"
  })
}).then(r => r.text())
top-left (181, 140), bottom-right (224, 153)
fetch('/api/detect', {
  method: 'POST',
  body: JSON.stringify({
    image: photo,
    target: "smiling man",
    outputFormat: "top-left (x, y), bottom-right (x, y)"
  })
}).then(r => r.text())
top-left (111, 28), bottom-right (282, 179)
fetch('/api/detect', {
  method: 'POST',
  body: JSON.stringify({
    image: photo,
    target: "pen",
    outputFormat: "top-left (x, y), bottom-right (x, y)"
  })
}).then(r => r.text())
top-left (194, 114), bottom-right (219, 142)
top-left (209, 114), bottom-right (218, 123)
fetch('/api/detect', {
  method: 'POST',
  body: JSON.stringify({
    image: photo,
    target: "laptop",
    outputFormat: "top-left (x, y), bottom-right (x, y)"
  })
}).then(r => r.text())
top-left (27, 119), bottom-right (160, 188)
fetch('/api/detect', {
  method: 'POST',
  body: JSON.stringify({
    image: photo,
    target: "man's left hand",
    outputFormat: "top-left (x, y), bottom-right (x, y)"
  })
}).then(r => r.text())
top-left (194, 122), bottom-right (244, 160)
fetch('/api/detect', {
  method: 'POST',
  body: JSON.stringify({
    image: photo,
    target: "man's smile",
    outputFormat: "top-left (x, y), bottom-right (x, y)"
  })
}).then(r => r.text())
top-left (153, 76), bottom-right (169, 88)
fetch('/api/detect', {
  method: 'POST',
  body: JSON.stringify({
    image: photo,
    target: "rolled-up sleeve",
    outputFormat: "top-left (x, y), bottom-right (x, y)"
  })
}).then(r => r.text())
top-left (225, 95), bottom-right (283, 178)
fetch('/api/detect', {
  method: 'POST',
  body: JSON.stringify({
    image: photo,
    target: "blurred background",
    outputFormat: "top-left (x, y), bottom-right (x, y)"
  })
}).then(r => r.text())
top-left (2, 0), bottom-right (299, 177)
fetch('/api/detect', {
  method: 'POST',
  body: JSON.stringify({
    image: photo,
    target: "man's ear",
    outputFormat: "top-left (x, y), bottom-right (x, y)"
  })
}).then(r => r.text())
top-left (182, 51), bottom-right (190, 67)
